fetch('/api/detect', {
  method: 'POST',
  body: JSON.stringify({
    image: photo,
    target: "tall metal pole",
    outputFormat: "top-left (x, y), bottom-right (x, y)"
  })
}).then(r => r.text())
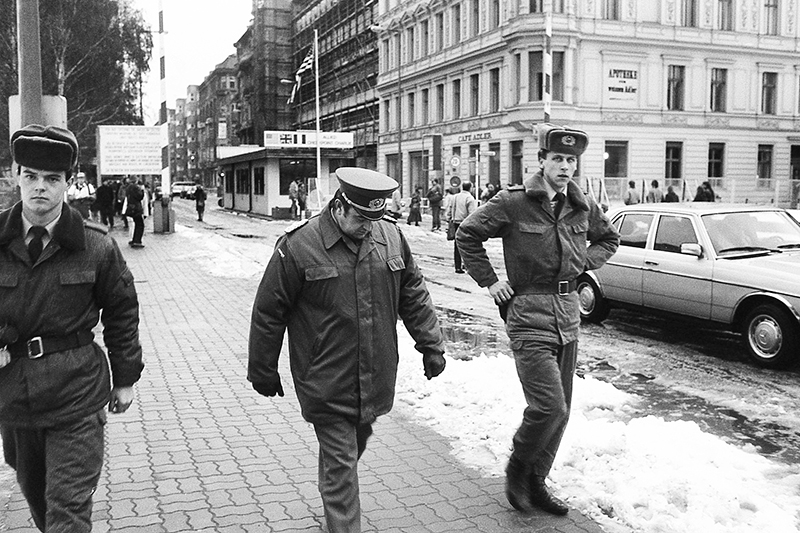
top-left (543, 0), bottom-right (552, 123)
top-left (396, 32), bottom-right (403, 194)
top-left (156, 0), bottom-right (172, 233)
top-left (17, 0), bottom-right (43, 126)
top-left (313, 29), bottom-right (322, 217)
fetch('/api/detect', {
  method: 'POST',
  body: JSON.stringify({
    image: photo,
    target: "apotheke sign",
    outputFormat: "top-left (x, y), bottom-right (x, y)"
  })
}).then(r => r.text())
top-left (605, 67), bottom-right (639, 104)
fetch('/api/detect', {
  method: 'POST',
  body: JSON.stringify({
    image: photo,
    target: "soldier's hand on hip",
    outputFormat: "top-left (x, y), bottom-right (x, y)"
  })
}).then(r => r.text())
top-left (423, 352), bottom-right (446, 380)
top-left (488, 280), bottom-right (514, 305)
top-left (252, 376), bottom-right (285, 397)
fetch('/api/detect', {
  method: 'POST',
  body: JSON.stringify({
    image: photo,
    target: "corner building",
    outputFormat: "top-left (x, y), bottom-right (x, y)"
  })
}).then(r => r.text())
top-left (374, 0), bottom-right (800, 206)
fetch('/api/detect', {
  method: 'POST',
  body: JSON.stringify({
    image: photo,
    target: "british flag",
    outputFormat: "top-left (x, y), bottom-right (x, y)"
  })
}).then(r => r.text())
top-left (288, 47), bottom-right (315, 104)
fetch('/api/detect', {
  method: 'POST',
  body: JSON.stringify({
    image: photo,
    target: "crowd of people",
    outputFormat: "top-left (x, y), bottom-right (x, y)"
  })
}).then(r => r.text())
top-left (623, 179), bottom-right (716, 204)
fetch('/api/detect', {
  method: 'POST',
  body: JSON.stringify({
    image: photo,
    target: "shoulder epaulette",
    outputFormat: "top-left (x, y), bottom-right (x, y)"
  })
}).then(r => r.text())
top-left (381, 214), bottom-right (398, 224)
top-left (284, 218), bottom-right (310, 234)
top-left (508, 185), bottom-right (526, 191)
top-left (83, 220), bottom-right (109, 235)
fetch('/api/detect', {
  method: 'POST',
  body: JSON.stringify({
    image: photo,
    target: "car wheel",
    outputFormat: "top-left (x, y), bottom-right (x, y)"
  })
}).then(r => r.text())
top-left (577, 275), bottom-right (609, 323)
top-left (742, 304), bottom-right (800, 369)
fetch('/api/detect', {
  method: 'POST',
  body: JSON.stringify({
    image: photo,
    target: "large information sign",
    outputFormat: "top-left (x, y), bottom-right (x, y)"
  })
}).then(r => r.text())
top-left (263, 130), bottom-right (354, 149)
top-left (96, 125), bottom-right (161, 175)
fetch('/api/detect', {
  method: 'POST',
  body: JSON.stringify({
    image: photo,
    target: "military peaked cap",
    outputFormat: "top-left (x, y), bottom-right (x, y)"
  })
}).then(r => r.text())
top-left (335, 167), bottom-right (398, 220)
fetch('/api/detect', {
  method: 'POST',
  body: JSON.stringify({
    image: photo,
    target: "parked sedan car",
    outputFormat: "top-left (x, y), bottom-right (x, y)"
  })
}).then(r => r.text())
top-left (171, 181), bottom-right (196, 199)
top-left (577, 203), bottom-right (800, 369)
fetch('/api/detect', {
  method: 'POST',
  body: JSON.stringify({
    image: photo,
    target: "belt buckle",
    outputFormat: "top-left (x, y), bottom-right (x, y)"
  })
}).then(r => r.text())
top-left (27, 337), bottom-right (44, 359)
top-left (558, 281), bottom-right (569, 296)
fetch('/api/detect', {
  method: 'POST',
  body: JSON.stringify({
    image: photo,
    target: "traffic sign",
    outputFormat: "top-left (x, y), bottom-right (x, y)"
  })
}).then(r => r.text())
top-left (450, 155), bottom-right (461, 168)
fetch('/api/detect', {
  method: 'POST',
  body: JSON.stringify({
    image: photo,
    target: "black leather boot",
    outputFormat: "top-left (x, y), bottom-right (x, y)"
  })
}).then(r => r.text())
top-left (505, 455), bottom-right (533, 512)
top-left (529, 475), bottom-right (569, 515)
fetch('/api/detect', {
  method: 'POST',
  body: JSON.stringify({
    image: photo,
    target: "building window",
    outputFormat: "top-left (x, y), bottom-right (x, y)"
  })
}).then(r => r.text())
top-left (469, 144), bottom-right (480, 183)
top-left (602, 0), bottom-right (620, 20)
top-left (421, 88), bottom-right (429, 125)
top-left (235, 168), bottom-right (250, 194)
top-left (513, 54), bottom-right (521, 104)
top-left (254, 167), bottom-right (265, 195)
top-left (407, 27), bottom-right (415, 62)
top-left (762, 72), bottom-right (777, 115)
top-left (383, 99), bottom-right (391, 132)
top-left (529, 51), bottom-right (565, 101)
top-left (453, 79), bottom-right (461, 118)
top-left (665, 142), bottom-right (683, 185)
top-left (382, 39), bottom-right (390, 70)
top-left (681, 0), bottom-right (697, 27)
top-left (435, 12), bottom-right (444, 51)
top-left (531, 0), bottom-right (564, 12)
top-left (490, 68), bottom-right (500, 112)
top-left (717, 0), bottom-right (733, 30)
top-left (420, 21), bottom-right (429, 57)
top-left (708, 143), bottom-right (724, 188)
top-left (436, 84), bottom-right (445, 121)
top-left (489, 0), bottom-right (500, 29)
top-left (452, 4), bottom-right (461, 45)
top-left (764, 0), bottom-right (779, 35)
top-left (710, 68), bottom-right (727, 112)
top-left (511, 140), bottom-right (524, 185)
top-left (393, 34), bottom-right (400, 68)
top-left (667, 65), bottom-right (685, 111)
top-left (408, 92), bottom-right (415, 127)
top-left (757, 144), bottom-right (773, 185)
top-left (470, 73), bottom-right (480, 116)
top-left (604, 141), bottom-right (628, 178)
top-left (396, 96), bottom-right (402, 130)
top-left (471, 0), bottom-right (480, 36)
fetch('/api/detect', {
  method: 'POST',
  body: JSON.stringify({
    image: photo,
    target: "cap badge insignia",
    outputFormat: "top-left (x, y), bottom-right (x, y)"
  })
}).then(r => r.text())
top-left (562, 135), bottom-right (576, 146)
top-left (369, 198), bottom-right (385, 209)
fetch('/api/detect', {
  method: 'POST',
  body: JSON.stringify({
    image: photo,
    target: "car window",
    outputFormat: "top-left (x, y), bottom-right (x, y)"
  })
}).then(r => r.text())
top-left (653, 215), bottom-right (698, 253)
top-left (615, 213), bottom-right (654, 248)
top-left (703, 211), bottom-right (800, 255)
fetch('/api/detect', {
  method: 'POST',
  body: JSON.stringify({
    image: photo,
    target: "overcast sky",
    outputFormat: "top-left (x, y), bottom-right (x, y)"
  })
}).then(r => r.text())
top-left (135, 0), bottom-right (253, 124)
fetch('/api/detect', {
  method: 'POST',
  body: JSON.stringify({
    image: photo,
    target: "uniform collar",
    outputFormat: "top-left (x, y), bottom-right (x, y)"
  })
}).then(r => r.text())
top-left (523, 171), bottom-right (589, 212)
top-left (319, 204), bottom-right (387, 251)
top-left (0, 202), bottom-right (86, 250)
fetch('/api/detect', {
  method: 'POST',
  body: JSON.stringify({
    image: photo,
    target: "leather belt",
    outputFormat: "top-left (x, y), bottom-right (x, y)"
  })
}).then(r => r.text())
top-left (515, 280), bottom-right (577, 296)
top-left (7, 331), bottom-right (94, 360)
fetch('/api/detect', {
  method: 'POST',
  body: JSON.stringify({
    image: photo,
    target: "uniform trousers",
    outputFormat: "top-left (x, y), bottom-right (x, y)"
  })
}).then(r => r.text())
top-left (1, 410), bottom-right (105, 533)
top-left (313, 419), bottom-right (373, 533)
top-left (510, 338), bottom-right (577, 477)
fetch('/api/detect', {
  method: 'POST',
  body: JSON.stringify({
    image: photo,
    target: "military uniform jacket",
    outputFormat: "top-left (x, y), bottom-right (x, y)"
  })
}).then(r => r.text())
top-left (0, 203), bottom-right (144, 427)
top-left (248, 207), bottom-right (444, 425)
top-left (456, 172), bottom-right (619, 344)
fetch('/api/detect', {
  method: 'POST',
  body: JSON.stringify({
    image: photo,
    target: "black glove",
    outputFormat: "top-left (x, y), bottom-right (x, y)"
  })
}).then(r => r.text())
top-left (252, 375), bottom-right (284, 397)
top-left (423, 353), bottom-right (446, 380)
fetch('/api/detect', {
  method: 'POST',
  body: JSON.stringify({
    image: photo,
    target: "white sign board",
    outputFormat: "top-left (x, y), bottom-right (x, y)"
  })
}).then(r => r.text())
top-left (97, 125), bottom-right (161, 175)
top-left (604, 65), bottom-right (639, 105)
top-left (264, 130), bottom-right (354, 149)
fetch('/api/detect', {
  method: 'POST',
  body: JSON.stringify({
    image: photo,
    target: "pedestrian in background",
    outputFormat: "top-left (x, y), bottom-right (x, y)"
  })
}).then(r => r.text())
top-left (0, 124), bottom-right (144, 533)
top-left (623, 180), bottom-right (641, 205)
top-left (297, 180), bottom-right (308, 219)
top-left (195, 183), bottom-right (208, 221)
top-left (407, 187), bottom-right (422, 226)
top-left (388, 187), bottom-right (404, 219)
top-left (448, 181), bottom-right (477, 274)
top-left (456, 124), bottom-right (619, 516)
top-left (248, 167), bottom-right (446, 533)
top-left (95, 179), bottom-right (116, 229)
top-left (694, 181), bottom-right (716, 202)
top-left (646, 180), bottom-right (664, 203)
top-left (426, 178), bottom-right (443, 231)
top-left (289, 179), bottom-right (299, 219)
top-left (664, 185), bottom-right (680, 202)
top-left (67, 171), bottom-right (95, 219)
top-left (124, 179), bottom-right (145, 248)
top-left (480, 182), bottom-right (497, 203)
top-left (116, 177), bottom-right (129, 229)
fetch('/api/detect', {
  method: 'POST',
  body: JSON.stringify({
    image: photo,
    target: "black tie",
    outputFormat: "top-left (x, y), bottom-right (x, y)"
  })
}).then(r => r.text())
top-left (553, 192), bottom-right (565, 219)
top-left (28, 226), bottom-right (47, 263)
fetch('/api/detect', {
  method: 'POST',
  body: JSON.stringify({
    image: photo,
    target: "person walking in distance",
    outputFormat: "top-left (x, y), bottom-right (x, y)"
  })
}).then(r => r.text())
top-left (426, 178), bottom-right (443, 231)
top-left (125, 179), bottom-right (145, 248)
top-left (94, 179), bottom-right (116, 229)
top-left (194, 183), bottom-right (207, 221)
top-left (448, 181), bottom-right (477, 274)
top-left (248, 168), bottom-right (446, 533)
top-left (456, 124), bottom-right (619, 515)
top-left (0, 124), bottom-right (144, 533)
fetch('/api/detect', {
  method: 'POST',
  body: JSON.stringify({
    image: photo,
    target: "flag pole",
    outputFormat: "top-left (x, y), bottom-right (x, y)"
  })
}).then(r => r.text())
top-left (313, 29), bottom-right (322, 216)
top-left (544, 0), bottom-right (552, 123)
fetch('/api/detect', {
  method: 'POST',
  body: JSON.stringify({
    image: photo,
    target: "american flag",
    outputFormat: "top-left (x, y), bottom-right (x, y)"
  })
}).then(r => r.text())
top-left (288, 47), bottom-right (315, 104)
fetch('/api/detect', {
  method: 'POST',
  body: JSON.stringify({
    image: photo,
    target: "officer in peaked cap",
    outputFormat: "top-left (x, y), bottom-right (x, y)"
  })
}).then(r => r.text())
top-left (537, 123), bottom-right (589, 156)
top-left (249, 165), bottom-right (446, 532)
top-left (334, 167), bottom-right (398, 220)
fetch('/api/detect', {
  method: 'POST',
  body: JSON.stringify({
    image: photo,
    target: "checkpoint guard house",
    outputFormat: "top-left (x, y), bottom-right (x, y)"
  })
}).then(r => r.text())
top-left (217, 130), bottom-right (355, 217)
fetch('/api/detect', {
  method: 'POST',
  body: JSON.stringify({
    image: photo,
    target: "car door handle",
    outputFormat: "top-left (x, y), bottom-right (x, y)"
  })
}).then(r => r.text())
top-left (645, 260), bottom-right (659, 266)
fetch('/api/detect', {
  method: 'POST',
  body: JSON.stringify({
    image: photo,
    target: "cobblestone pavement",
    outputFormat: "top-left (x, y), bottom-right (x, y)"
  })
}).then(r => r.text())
top-left (0, 200), bottom-right (607, 533)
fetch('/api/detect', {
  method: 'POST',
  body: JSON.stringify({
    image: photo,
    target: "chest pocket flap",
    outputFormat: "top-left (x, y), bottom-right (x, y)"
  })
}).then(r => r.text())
top-left (387, 256), bottom-right (405, 272)
top-left (518, 222), bottom-right (548, 234)
top-left (60, 271), bottom-right (96, 285)
top-left (305, 266), bottom-right (338, 281)
top-left (0, 272), bottom-right (19, 288)
top-left (571, 221), bottom-right (589, 234)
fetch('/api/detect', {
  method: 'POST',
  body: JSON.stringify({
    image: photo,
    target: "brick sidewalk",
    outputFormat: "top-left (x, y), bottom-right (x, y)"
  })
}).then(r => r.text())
top-left (0, 210), bottom-right (607, 533)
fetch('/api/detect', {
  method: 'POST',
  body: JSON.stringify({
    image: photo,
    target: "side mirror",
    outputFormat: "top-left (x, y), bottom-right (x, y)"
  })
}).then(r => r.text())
top-left (681, 243), bottom-right (703, 258)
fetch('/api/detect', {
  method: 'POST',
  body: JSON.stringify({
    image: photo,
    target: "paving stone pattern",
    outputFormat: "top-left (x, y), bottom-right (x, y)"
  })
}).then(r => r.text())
top-left (0, 211), bottom-right (607, 533)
